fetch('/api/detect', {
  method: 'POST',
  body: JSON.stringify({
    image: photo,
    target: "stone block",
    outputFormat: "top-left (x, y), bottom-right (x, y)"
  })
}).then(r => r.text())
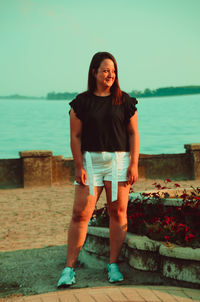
top-left (161, 257), bottom-right (200, 284)
top-left (87, 226), bottom-right (109, 238)
top-left (20, 150), bottom-right (52, 187)
top-left (0, 158), bottom-right (23, 188)
top-left (160, 245), bottom-right (200, 261)
top-left (184, 143), bottom-right (200, 179)
top-left (129, 249), bottom-right (159, 271)
top-left (52, 157), bottom-right (75, 185)
top-left (82, 229), bottom-right (126, 265)
top-left (19, 150), bottom-right (52, 158)
top-left (83, 234), bottom-right (110, 258)
top-left (142, 153), bottom-right (192, 180)
top-left (52, 155), bottom-right (64, 184)
top-left (127, 233), bottom-right (160, 271)
top-left (78, 248), bottom-right (108, 269)
top-left (127, 234), bottom-right (161, 252)
top-left (160, 245), bottom-right (200, 284)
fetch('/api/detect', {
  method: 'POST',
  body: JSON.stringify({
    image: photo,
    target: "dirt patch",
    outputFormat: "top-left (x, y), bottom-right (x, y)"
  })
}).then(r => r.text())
top-left (0, 179), bottom-right (199, 252)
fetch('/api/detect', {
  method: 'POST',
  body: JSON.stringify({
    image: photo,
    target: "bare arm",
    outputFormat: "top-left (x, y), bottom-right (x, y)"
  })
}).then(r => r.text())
top-left (70, 108), bottom-right (87, 185)
top-left (127, 111), bottom-right (140, 184)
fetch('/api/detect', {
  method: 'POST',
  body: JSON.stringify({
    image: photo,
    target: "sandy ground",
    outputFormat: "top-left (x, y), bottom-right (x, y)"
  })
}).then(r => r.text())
top-left (0, 179), bottom-right (199, 252)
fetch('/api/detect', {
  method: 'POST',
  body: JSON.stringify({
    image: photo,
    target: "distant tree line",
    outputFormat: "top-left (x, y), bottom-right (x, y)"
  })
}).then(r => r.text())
top-left (129, 86), bottom-right (200, 98)
top-left (1, 85), bottom-right (200, 100)
top-left (0, 94), bottom-right (44, 99)
top-left (46, 86), bottom-right (200, 100)
top-left (46, 91), bottom-right (78, 100)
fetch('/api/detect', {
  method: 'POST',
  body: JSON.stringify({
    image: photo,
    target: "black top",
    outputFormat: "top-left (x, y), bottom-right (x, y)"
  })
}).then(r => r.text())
top-left (69, 91), bottom-right (138, 152)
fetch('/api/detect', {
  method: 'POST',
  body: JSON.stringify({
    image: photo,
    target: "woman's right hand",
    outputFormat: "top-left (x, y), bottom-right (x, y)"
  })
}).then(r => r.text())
top-left (75, 167), bottom-right (87, 185)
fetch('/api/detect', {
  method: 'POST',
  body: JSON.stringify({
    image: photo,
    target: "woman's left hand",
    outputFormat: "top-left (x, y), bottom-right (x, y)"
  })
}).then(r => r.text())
top-left (126, 164), bottom-right (138, 185)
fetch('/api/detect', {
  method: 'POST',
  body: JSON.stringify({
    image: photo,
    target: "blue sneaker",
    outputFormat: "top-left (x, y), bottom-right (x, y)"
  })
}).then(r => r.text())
top-left (108, 263), bottom-right (124, 283)
top-left (57, 267), bottom-right (76, 288)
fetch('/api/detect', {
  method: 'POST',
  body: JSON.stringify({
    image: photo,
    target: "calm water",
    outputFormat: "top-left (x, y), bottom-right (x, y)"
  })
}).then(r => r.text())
top-left (0, 94), bottom-right (200, 159)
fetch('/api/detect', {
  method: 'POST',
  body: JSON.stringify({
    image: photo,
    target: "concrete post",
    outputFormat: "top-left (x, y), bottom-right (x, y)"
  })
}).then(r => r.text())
top-left (52, 156), bottom-right (75, 185)
top-left (184, 143), bottom-right (200, 179)
top-left (52, 155), bottom-right (64, 185)
top-left (19, 150), bottom-right (53, 187)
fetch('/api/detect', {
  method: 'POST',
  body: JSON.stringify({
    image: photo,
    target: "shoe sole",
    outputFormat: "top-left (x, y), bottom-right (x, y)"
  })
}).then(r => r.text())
top-left (108, 278), bottom-right (124, 283)
top-left (57, 277), bottom-right (76, 288)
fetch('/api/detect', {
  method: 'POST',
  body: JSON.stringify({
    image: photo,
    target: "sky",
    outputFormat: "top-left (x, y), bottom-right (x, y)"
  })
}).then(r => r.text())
top-left (0, 0), bottom-right (200, 97)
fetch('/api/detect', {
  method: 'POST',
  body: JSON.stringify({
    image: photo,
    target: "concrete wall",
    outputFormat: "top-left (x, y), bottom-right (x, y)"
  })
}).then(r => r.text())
top-left (0, 143), bottom-right (199, 188)
top-left (139, 153), bottom-right (192, 180)
top-left (0, 159), bottom-right (23, 188)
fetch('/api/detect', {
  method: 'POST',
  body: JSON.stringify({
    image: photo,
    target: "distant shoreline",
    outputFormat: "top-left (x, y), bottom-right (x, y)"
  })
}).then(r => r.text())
top-left (0, 95), bottom-right (45, 100)
top-left (1, 85), bottom-right (200, 100)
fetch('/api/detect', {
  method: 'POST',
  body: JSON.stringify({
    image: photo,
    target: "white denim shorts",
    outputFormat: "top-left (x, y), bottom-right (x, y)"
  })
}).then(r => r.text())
top-left (75, 151), bottom-right (130, 201)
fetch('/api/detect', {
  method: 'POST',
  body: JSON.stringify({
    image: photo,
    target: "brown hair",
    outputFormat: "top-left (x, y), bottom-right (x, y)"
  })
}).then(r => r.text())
top-left (87, 52), bottom-right (123, 105)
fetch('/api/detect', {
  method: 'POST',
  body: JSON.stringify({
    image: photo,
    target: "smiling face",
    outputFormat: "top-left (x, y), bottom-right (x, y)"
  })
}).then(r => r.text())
top-left (94, 58), bottom-right (116, 91)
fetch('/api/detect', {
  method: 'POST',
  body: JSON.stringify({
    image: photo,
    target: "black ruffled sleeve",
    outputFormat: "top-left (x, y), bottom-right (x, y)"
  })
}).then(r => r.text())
top-left (124, 93), bottom-right (138, 123)
top-left (69, 94), bottom-right (83, 121)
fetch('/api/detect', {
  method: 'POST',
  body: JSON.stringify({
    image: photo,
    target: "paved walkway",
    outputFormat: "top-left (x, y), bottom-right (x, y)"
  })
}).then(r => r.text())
top-left (8, 285), bottom-right (200, 302)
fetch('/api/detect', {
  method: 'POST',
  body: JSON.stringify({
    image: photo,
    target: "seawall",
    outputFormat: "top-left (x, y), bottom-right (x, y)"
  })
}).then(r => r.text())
top-left (0, 143), bottom-right (199, 188)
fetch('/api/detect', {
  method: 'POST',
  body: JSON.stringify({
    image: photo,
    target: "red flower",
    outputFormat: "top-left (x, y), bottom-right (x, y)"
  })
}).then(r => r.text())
top-left (142, 192), bottom-right (150, 197)
top-left (155, 184), bottom-right (162, 189)
top-left (165, 179), bottom-right (172, 182)
top-left (164, 216), bottom-right (174, 224)
top-left (185, 233), bottom-right (195, 242)
top-left (174, 183), bottom-right (181, 187)
top-left (193, 196), bottom-right (200, 201)
top-left (148, 228), bottom-right (153, 234)
top-left (180, 193), bottom-right (188, 199)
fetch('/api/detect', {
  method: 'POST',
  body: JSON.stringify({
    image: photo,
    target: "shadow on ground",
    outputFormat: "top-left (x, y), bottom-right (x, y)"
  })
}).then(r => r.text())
top-left (0, 245), bottom-right (174, 298)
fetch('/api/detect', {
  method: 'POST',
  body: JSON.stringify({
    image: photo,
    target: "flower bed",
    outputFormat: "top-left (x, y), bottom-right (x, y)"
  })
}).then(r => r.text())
top-left (90, 180), bottom-right (200, 248)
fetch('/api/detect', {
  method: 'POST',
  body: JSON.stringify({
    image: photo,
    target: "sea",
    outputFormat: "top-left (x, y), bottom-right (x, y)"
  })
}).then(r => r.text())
top-left (0, 94), bottom-right (200, 159)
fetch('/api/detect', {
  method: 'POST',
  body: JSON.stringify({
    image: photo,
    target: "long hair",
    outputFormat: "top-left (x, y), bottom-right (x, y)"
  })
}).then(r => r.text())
top-left (87, 52), bottom-right (123, 105)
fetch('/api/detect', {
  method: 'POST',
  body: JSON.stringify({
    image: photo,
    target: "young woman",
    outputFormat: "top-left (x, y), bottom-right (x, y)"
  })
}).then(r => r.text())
top-left (57, 52), bottom-right (140, 287)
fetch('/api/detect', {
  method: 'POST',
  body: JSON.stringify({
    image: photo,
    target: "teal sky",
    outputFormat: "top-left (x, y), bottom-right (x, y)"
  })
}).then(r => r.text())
top-left (1, 0), bottom-right (200, 97)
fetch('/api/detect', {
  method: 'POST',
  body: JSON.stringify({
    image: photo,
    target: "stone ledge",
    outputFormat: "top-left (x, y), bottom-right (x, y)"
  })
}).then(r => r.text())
top-left (19, 150), bottom-right (53, 158)
top-left (131, 188), bottom-right (195, 198)
top-left (127, 233), bottom-right (160, 252)
top-left (160, 245), bottom-right (200, 261)
top-left (80, 226), bottom-right (200, 285)
top-left (129, 193), bottom-right (185, 206)
top-left (53, 155), bottom-right (64, 161)
top-left (162, 259), bottom-right (200, 285)
top-left (129, 190), bottom-right (195, 206)
top-left (87, 226), bottom-right (109, 238)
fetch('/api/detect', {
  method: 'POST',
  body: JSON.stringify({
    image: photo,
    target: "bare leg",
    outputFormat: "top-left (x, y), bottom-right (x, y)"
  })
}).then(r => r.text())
top-left (66, 185), bottom-right (103, 268)
top-left (104, 181), bottom-right (130, 264)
